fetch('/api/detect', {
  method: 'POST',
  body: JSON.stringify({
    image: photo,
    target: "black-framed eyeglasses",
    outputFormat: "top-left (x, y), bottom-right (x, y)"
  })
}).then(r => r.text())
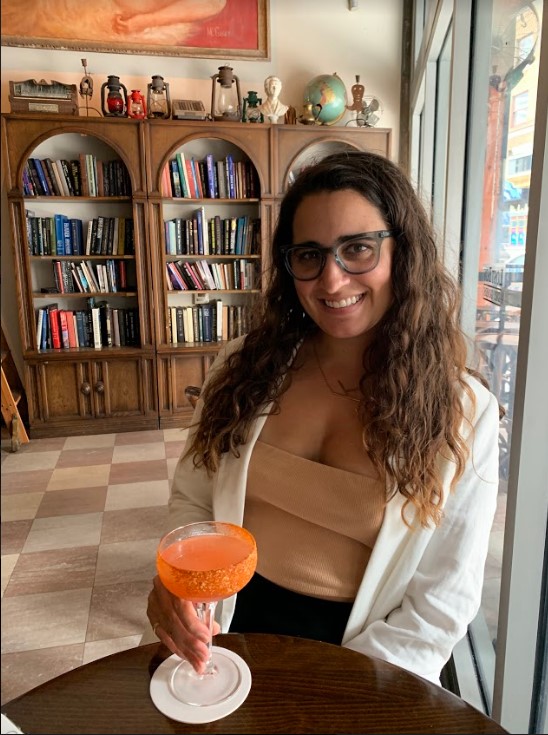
top-left (281, 230), bottom-right (396, 281)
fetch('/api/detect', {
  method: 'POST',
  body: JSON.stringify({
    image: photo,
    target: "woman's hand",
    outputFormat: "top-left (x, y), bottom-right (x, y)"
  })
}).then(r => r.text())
top-left (147, 575), bottom-right (221, 673)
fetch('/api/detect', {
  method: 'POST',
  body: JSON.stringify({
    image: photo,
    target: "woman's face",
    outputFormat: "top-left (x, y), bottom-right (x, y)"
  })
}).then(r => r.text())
top-left (290, 189), bottom-right (395, 342)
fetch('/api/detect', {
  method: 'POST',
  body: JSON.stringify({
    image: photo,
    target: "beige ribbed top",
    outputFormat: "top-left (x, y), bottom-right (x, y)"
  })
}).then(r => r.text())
top-left (244, 440), bottom-right (386, 602)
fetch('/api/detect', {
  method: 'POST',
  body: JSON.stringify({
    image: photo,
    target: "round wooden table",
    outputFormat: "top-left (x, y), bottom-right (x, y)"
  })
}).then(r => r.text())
top-left (2, 635), bottom-right (507, 734)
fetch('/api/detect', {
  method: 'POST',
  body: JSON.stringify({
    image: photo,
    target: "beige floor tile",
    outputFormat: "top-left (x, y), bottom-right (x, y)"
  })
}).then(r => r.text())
top-left (55, 447), bottom-right (115, 468)
top-left (86, 580), bottom-right (151, 641)
top-left (104, 480), bottom-right (170, 511)
top-left (0, 521), bottom-right (33, 555)
top-left (1, 451), bottom-right (60, 474)
top-left (1, 469), bottom-right (54, 495)
top-left (163, 428), bottom-right (188, 443)
top-left (22, 512), bottom-right (103, 553)
top-left (115, 430), bottom-right (166, 445)
top-left (19, 437), bottom-right (67, 453)
top-left (1, 644), bottom-right (84, 706)
top-left (112, 442), bottom-right (166, 464)
top-left (4, 547), bottom-right (98, 597)
top-left (108, 459), bottom-right (168, 485)
top-left (47, 464), bottom-right (111, 491)
top-left (94, 537), bottom-right (158, 586)
top-left (1, 588), bottom-right (92, 653)
top-left (1, 555), bottom-right (18, 597)
top-left (1, 492), bottom-right (44, 522)
top-left (167, 457), bottom-right (179, 480)
top-left (82, 635), bottom-right (141, 665)
top-left (36, 486), bottom-right (108, 518)
top-left (101, 506), bottom-right (168, 544)
top-left (63, 434), bottom-right (116, 450)
top-left (165, 441), bottom-right (185, 459)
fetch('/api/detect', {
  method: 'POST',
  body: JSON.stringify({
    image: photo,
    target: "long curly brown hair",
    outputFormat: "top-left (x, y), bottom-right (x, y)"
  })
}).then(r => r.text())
top-left (187, 150), bottom-right (482, 528)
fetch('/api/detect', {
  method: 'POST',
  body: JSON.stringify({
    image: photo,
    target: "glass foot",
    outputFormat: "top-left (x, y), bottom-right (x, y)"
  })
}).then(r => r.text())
top-left (170, 650), bottom-right (241, 706)
top-left (150, 647), bottom-right (252, 724)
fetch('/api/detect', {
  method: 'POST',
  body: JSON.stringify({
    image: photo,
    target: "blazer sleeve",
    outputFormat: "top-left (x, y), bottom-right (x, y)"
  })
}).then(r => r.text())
top-left (344, 389), bottom-right (501, 683)
top-left (168, 337), bottom-right (245, 531)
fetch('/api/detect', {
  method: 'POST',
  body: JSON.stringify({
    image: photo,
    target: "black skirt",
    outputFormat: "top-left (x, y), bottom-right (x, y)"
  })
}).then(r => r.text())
top-left (229, 572), bottom-right (354, 645)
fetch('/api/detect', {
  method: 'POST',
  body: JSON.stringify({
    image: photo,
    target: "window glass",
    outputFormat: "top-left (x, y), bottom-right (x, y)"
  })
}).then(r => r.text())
top-left (468, 0), bottom-right (542, 702)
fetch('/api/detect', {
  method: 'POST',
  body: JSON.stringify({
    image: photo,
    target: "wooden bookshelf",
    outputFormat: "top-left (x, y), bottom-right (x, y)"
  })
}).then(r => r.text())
top-left (2, 114), bottom-right (391, 436)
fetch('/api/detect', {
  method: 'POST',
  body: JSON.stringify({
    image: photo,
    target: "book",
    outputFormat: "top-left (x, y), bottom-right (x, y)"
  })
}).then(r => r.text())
top-left (70, 218), bottom-right (84, 255)
top-left (185, 159), bottom-right (198, 198)
top-left (169, 159), bottom-right (183, 198)
top-left (53, 160), bottom-right (71, 196)
top-left (173, 153), bottom-right (188, 198)
top-left (91, 307), bottom-right (102, 348)
top-left (75, 311), bottom-right (87, 347)
top-left (176, 306), bottom-right (185, 343)
top-left (35, 308), bottom-right (45, 347)
top-left (205, 153), bottom-right (217, 198)
top-left (48, 306), bottom-right (62, 349)
top-left (79, 153), bottom-right (90, 196)
top-left (170, 306), bottom-right (178, 343)
top-left (183, 306), bottom-right (194, 343)
top-left (60, 160), bottom-right (75, 196)
top-left (33, 158), bottom-right (51, 195)
top-left (70, 160), bottom-right (81, 196)
top-left (226, 155), bottom-right (236, 198)
top-left (43, 158), bottom-right (61, 196)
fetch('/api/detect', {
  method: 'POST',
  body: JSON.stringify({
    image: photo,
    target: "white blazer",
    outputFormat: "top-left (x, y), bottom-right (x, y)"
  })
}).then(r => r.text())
top-left (169, 338), bottom-right (500, 684)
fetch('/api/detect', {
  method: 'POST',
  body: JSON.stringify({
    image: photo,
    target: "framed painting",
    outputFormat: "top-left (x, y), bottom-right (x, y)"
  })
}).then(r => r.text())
top-left (1, 0), bottom-right (270, 60)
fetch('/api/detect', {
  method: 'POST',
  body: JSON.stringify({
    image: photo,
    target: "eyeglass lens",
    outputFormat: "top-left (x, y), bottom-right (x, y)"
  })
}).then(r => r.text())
top-left (286, 235), bottom-right (384, 279)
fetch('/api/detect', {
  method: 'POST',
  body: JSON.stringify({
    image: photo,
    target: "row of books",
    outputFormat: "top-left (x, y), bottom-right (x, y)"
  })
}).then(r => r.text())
top-left (167, 301), bottom-right (250, 344)
top-left (26, 213), bottom-right (134, 256)
top-left (51, 259), bottom-right (129, 294)
top-left (23, 156), bottom-right (131, 198)
top-left (166, 259), bottom-right (257, 292)
top-left (164, 211), bottom-right (260, 257)
top-left (36, 301), bottom-right (140, 351)
top-left (162, 151), bottom-right (259, 200)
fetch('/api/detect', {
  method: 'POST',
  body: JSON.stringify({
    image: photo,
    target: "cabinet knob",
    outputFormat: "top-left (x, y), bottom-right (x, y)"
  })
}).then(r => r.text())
top-left (81, 382), bottom-right (91, 395)
top-left (94, 381), bottom-right (105, 394)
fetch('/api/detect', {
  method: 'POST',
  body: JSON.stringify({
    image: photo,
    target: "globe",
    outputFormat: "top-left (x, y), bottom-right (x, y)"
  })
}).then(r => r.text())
top-left (303, 73), bottom-right (348, 126)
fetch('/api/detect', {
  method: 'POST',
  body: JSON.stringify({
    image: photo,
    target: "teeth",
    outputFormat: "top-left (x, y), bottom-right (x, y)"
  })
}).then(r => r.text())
top-left (324, 294), bottom-right (363, 309)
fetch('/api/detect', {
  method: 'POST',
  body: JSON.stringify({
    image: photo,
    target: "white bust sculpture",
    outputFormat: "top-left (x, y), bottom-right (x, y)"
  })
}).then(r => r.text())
top-left (258, 75), bottom-right (288, 123)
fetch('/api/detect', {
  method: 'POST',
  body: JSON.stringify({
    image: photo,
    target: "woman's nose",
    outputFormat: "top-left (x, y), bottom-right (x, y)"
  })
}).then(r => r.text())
top-left (318, 253), bottom-right (351, 290)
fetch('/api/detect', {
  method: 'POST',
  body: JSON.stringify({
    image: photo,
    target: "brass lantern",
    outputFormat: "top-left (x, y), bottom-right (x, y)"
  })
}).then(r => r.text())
top-left (147, 75), bottom-right (171, 119)
top-left (210, 66), bottom-right (242, 122)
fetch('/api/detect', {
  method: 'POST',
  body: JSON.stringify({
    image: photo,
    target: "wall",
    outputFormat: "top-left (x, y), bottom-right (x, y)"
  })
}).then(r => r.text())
top-left (0, 0), bottom-right (404, 377)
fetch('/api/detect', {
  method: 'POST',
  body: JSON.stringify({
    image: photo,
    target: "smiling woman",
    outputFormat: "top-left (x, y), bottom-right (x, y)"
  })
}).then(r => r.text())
top-left (145, 150), bottom-right (500, 690)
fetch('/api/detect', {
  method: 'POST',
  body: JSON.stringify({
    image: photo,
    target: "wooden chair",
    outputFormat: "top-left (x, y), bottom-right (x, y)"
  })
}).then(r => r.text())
top-left (184, 385), bottom-right (201, 409)
top-left (1, 349), bottom-right (29, 452)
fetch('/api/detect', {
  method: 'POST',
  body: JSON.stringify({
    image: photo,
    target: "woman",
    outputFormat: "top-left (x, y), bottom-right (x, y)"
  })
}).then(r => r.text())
top-left (147, 150), bottom-right (500, 685)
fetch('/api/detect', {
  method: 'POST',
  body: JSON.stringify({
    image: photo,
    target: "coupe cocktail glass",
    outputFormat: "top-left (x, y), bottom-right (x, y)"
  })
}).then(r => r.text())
top-left (155, 521), bottom-right (257, 708)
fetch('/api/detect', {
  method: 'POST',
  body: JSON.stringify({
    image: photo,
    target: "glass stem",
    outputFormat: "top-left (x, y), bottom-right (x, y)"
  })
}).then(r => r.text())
top-left (195, 601), bottom-right (217, 674)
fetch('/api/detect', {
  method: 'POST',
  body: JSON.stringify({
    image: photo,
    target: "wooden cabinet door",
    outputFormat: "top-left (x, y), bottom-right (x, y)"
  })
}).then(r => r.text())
top-left (27, 360), bottom-right (94, 436)
top-left (157, 351), bottom-right (216, 428)
top-left (91, 356), bottom-right (157, 419)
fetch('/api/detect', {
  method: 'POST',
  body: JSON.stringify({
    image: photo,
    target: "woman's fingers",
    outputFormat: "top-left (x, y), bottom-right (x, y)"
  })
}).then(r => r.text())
top-left (147, 576), bottom-right (220, 672)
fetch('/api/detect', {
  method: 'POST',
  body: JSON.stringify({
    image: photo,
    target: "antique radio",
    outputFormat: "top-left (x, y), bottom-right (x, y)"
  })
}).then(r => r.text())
top-left (9, 79), bottom-right (79, 116)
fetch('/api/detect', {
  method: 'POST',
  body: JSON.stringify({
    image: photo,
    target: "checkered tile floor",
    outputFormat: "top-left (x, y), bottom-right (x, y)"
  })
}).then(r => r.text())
top-left (1, 425), bottom-right (505, 707)
top-left (1, 427), bottom-right (187, 705)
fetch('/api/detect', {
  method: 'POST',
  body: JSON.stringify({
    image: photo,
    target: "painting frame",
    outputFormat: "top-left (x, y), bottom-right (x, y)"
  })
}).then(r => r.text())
top-left (1, 0), bottom-right (270, 61)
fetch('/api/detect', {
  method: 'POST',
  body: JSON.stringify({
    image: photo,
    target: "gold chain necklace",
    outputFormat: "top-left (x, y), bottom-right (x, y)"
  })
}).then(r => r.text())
top-left (312, 340), bottom-right (362, 404)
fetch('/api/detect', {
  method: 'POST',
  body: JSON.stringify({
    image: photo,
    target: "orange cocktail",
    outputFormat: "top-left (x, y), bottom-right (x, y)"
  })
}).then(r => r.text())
top-left (157, 525), bottom-right (257, 603)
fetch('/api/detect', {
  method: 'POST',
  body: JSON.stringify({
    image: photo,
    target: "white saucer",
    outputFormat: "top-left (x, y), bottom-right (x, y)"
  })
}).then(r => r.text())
top-left (149, 647), bottom-right (252, 724)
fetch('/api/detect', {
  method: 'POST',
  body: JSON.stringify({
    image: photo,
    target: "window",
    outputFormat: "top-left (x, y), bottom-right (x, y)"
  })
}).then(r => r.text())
top-left (409, 1), bottom-right (546, 731)
top-left (512, 91), bottom-right (530, 125)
